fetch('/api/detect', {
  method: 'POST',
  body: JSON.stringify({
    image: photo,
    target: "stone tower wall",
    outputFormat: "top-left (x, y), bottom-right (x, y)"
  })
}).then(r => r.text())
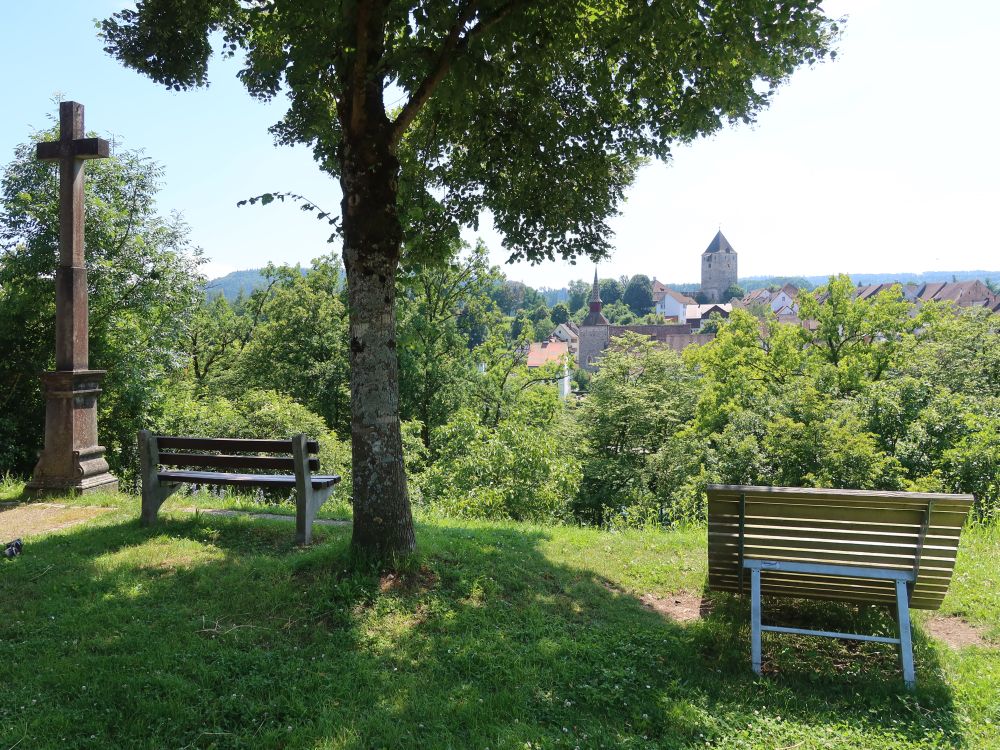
top-left (577, 325), bottom-right (611, 372)
top-left (701, 251), bottom-right (737, 303)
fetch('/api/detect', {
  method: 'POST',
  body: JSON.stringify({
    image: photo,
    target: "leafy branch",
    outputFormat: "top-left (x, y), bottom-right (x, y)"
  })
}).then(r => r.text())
top-left (236, 192), bottom-right (342, 242)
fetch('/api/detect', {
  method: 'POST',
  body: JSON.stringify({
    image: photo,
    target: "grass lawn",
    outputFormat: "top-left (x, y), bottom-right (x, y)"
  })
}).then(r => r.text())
top-left (0, 484), bottom-right (997, 749)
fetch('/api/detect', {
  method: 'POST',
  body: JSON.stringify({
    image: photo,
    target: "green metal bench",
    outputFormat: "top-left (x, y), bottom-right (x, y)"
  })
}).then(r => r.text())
top-left (707, 484), bottom-right (975, 688)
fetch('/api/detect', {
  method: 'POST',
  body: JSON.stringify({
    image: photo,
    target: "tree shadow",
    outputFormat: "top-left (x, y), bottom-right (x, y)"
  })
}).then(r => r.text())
top-left (0, 514), bottom-right (964, 749)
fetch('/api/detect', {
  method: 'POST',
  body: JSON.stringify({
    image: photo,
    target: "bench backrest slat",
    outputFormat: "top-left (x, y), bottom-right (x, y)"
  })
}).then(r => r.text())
top-left (707, 484), bottom-right (974, 610)
top-left (158, 452), bottom-right (320, 472)
top-left (156, 436), bottom-right (320, 454)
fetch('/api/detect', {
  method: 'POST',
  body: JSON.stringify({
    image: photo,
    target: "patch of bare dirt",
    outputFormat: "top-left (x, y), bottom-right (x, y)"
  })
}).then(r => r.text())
top-left (640, 591), bottom-right (713, 623)
top-left (379, 567), bottom-right (439, 595)
top-left (0, 502), bottom-right (111, 539)
top-left (923, 615), bottom-right (994, 649)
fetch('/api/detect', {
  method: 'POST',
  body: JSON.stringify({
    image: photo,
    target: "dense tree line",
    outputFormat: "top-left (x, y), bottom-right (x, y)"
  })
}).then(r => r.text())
top-left (2, 132), bottom-right (996, 527)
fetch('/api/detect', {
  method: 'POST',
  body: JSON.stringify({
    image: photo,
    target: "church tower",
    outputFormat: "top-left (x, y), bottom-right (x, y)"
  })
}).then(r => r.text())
top-left (582, 268), bottom-right (610, 326)
top-left (578, 268), bottom-right (611, 371)
top-left (700, 230), bottom-right (737, 303)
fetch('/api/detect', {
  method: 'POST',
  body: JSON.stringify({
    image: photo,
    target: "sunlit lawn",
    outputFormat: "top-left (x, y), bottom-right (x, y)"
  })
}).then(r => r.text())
top-left (0, 483), bottom-right (997, 749)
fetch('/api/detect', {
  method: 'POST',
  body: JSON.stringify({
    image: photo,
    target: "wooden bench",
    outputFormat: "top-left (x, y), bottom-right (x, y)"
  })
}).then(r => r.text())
top-left (707, 484), bottom-right (975, 688)
top-left (138, 430), bottom-right (341, 544)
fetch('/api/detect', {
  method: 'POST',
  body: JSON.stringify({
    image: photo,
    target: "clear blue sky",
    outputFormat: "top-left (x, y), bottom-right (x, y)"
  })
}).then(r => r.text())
top-left (2, 1), bottom-right (998, 288)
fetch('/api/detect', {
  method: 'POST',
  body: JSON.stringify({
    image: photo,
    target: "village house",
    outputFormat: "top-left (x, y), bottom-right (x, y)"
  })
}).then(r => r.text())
top-left (686, 303), bottom-right (733, 329)
top-left (550, 322), bottom-right (580, 357)
top-left (651, 280), bottom-right (696, 322)
top-left (739, 283), bottom-right (801, 315)
top-left (525, 339), bottom-right (572, 398)
top-left (853, 279), bottom-right (1000, 310)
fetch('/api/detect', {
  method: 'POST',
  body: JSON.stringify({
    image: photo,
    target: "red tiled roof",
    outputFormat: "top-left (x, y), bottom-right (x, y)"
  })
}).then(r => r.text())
top-left (526, 340), bottom-right (569, 367)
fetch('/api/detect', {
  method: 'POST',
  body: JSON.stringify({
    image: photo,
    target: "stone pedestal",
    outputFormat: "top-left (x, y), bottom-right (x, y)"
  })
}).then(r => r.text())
top-left (26, 370), bottom-right (118, 495)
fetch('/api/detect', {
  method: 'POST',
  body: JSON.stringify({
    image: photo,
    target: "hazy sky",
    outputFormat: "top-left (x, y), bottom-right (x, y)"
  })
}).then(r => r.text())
top-left (2, 1), bottom-right (998, 287)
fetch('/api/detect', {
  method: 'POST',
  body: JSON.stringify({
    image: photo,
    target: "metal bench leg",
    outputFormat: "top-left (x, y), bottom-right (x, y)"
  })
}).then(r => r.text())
top-left (751, 567), bottom-right (762, 676)
top-left (895, 579), bottom-right (916, 689)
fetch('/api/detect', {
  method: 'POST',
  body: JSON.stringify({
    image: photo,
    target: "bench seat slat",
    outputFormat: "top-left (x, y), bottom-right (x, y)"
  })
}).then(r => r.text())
top-left (159, 452), bottom-right (319, 472)
top-left (708, 521), bottom-right (959, 547)
top-left (708, 550), bottom-right (958, 575)
top-left (709, 503), bottom-right (970, 528)
top-left (159, 470), bottom-right (340, 490)
top-left (709, 540), bottom-right (959, 562)
top-left (708, 484), bottom-right (974, 504)
top-left (156, 436), bottom-right (320, 454)
top-left (709, 572), bottom-right (948, 597)
top-left (709, 577), bottom-right (947, 608)
top-left (710, 532), bottom-right (958, 556)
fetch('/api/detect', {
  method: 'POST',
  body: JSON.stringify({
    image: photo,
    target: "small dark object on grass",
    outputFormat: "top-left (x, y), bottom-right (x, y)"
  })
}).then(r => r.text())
top-left (3, 538), bottom-right (22, 559)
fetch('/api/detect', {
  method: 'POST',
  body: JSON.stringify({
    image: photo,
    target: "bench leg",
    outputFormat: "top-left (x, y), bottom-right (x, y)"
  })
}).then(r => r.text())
top-left (141, 483), bottom-right (180, 526)
top-left (296, 485), bottom-right (335, 546)
top-left (139, 429), bottom-right (179, 527)
top-left (895, 579), bottom-right (916, 690)
top-left (295, 486), bottom-right (314, 545)
top-left (751, 567), bottom-right (762, 676)
top-left (291, 434), bottom-right (337, 545)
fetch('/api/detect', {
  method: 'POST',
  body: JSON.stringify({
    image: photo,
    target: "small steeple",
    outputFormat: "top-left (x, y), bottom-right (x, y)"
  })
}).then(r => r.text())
top-left (590, 268), bottom-right (602, 305)
top-left (583, 267), bottom-right (610, 327)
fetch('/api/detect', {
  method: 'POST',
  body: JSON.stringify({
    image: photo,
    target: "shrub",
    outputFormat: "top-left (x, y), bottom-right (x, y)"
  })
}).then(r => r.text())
top-left (421, 410), bottom-right (580, 521)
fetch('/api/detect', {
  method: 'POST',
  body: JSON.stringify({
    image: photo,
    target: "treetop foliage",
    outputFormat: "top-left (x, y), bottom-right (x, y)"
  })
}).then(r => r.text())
top-left (102, 0), bottom-right (839, 264)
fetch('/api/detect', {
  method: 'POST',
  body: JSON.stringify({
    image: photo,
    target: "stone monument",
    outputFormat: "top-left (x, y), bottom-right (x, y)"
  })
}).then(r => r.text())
top-left (26, 101), bottom-right (118, 495)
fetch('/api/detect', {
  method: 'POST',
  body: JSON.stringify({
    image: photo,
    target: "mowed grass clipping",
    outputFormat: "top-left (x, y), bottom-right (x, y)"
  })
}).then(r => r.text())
top-left (0, 491), bottom-right (997, 749)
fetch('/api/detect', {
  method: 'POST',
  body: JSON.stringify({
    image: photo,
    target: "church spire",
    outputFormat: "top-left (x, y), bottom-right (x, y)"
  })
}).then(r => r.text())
top-left (582, 267), bottom-right (610, 327)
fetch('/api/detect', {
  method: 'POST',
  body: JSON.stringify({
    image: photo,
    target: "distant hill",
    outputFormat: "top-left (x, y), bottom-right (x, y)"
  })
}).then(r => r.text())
top-left (204, 268), bottom-right (308, 301)
top-left (208, 267), bottom-right (1000, 303)
top-left (739, 271), bottom-right (1000, 293)
top-left (204, 269), bottom-right (269, 301)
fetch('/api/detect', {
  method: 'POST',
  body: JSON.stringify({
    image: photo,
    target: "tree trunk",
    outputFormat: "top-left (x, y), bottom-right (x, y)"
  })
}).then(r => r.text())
top-left (340, 125), bottom-right (416, 558)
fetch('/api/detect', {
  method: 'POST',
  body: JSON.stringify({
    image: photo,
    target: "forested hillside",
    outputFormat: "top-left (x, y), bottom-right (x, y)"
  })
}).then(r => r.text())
top-left (208, 267), bottom-right (1000, 302)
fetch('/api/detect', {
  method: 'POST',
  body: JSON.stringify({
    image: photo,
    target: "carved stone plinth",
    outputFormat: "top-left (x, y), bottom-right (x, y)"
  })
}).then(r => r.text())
top-left (26, 370), bottom-right (117, 495)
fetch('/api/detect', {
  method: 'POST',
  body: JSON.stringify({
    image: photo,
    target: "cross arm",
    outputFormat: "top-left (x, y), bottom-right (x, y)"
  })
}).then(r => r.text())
top-left (37, 138), bottom-right (110, 162)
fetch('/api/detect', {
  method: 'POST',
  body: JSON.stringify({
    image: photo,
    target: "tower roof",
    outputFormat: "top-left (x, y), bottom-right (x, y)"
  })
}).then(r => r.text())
top-left (703, 230), bottom-right (735, 255)
top-left (583, 267), bottom-right (610, 326)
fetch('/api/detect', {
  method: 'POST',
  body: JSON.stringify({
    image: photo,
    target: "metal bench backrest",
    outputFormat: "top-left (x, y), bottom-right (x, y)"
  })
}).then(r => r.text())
top-left (154, 436), bottom-right (320, 473)
top-left (707, 484), bottom-right (974, 610)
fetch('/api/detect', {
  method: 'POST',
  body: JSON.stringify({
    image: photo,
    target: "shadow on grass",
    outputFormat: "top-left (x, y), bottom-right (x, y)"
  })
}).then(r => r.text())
top-left (0, 513), bottom-right (961, 749)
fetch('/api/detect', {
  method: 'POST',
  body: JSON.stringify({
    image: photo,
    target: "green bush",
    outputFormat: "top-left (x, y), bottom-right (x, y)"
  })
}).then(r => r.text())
top-left (421, 410), bottom-right (580, 521)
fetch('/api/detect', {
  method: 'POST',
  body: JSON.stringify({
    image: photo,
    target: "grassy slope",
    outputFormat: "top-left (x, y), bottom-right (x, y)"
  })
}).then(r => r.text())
top-left (0, 486), bottom-right (997, 749)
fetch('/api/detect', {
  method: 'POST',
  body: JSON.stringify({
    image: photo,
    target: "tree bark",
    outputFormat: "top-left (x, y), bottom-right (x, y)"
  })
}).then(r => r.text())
top-left (340, 120), bottom-right (417, 558)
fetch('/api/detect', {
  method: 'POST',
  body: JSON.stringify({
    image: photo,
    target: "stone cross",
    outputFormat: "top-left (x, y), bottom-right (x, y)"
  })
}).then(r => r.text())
top-left (27, 101), bottom-right (118, 495)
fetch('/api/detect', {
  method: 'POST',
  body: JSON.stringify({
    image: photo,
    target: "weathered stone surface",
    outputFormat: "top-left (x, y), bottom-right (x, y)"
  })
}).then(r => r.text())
top-left (27, 101), bottom-right (116, 496)
top-left (27, 371), bottom-right (117, 495)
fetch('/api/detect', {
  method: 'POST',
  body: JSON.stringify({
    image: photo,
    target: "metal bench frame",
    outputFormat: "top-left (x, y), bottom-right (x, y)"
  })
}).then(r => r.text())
top-left (738, 490), bottom-right (931, 688)
top-left (745, 558), bottom-right (916, 688)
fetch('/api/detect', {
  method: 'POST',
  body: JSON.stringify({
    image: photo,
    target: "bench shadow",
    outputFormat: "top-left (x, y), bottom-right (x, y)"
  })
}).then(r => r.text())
top-left (0, 514), bottom-right (965, 749)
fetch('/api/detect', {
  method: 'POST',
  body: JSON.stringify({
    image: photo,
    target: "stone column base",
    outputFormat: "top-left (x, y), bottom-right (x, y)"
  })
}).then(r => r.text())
top-left (26, 370), bottom-right (118, 496)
